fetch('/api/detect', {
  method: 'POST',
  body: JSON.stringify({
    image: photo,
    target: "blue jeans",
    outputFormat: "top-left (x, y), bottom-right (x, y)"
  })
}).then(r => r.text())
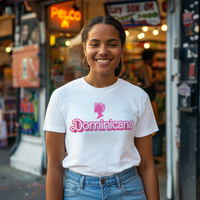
top-left (63, 166), bottom-right (147, 200)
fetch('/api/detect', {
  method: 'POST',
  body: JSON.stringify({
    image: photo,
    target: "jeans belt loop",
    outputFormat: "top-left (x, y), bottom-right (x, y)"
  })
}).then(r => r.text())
top-left (79, 175), bottom-right (86, 190)
top-left (115, 174), bottom-right (121, 189)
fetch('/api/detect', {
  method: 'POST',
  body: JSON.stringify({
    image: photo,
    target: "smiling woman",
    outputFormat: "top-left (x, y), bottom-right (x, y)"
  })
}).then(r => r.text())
top-left (44, 15), bottom-right (160, 200)
top-left (81, 17), bottom-right (126, 88)
top-left (83, 23), bottom-right (123, 78)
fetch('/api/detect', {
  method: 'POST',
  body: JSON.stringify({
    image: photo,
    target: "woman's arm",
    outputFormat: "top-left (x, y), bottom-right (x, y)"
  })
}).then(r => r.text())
top-left (46, 131), bottom-right (66, 200)
top-left (142, 65), bottom-right (160, 87)
top-left (135, 134), bottom-right (160, 200)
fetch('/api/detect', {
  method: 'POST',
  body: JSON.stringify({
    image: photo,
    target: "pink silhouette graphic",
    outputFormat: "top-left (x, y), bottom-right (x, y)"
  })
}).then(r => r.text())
top-left (94, 102), bottom-right (106, 119)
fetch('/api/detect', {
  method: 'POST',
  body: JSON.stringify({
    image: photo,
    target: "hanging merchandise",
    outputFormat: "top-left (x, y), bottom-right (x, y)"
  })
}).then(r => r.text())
top-left (20, 13), bottom-right (39, 46)
top-left (105, 0), bottom-right (161, 27)
top-left (12, 12), bottom-right (41, 88)
top-left (19, 90), bottom-right (39, 136)
top-left (12, 44), bottom-right (40, 87)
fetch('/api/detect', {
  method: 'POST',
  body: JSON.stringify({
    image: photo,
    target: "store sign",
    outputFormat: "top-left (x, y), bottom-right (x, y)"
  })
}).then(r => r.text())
top-left (106, 0), bottom-right (161, 27)
top-left (182, 13), bottom-right (194, 26)
top-left (51, 7), bottom-right (81, 28)
top-left (49, 5), bottom-right (82, 32)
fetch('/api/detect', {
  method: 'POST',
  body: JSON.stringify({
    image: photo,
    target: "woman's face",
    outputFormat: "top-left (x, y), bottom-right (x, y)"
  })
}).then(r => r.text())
top-left (83, 23), bottom-right (124, 75)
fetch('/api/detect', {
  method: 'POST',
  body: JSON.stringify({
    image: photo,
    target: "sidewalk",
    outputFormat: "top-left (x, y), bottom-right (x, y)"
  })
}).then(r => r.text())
top-left (155, 154), bottom-right (167, 200)
top-left (0, 146), bottom-right (46, 200)
top-left (0, 146), bottom-right (167, 200)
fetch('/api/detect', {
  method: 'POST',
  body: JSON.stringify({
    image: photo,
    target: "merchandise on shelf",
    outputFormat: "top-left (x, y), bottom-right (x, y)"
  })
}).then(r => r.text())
top-left (123, 40), bottom-right (166, 123)
top-left (1, 97), bottom-right (17, 138)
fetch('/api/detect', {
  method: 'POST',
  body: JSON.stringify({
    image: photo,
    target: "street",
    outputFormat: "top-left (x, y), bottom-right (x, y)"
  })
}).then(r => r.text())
top-left (0, 147), bottom-right (46, 200)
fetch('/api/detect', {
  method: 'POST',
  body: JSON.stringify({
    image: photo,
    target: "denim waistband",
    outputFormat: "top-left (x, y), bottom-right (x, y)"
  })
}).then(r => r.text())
top-left (65, 166), bottom-right (137, 189)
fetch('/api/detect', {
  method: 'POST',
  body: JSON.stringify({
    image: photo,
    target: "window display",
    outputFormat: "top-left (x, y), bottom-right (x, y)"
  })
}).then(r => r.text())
top-left (19, 90), bottom-right (39, 136)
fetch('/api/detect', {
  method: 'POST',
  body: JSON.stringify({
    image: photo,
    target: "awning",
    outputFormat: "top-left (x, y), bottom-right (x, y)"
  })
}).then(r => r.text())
top-left (0, 0), bottom-right (47, 3)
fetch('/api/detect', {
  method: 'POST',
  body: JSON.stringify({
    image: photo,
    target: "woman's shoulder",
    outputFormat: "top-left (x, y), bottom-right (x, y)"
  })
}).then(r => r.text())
top-left (119, 79), bottom-right (149, 108)
top-left (119, 78), bottom-right (148, 97)
top-left (139, 63), bottom-right (152, 72)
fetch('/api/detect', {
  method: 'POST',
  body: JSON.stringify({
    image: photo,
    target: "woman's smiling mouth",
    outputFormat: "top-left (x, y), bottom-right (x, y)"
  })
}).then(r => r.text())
top-left (96, 59), bottom-right (111, 64)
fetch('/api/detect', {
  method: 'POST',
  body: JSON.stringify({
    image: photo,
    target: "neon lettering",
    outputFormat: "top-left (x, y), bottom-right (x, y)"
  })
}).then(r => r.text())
top-left (50, 6), bottom-right (81, 28)
top-left (74, 11), bottom-right (81, 21)
top-left (51, 6), bottom-right (81, 21)
top-left (51, 7), bottom-right (58, 18)
top-left (61, 19), bottom-right (70, 28)
top-left (68, 10), bottom-right (74, 20)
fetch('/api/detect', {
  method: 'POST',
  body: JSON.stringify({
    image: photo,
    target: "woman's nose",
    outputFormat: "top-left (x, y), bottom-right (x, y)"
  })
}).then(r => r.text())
top-left (98, 45), bottom-right (108, 56)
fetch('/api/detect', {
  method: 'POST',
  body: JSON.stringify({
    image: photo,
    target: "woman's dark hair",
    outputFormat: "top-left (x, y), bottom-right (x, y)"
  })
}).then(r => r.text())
top-left (81, 15), bottom-right (126, 77)
top-left (141, 49), bottom-right (156, 61)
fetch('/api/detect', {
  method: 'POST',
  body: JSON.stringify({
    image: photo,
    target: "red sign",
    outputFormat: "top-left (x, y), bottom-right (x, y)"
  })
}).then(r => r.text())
top-left (12, 44), bottom-right (40, 87)
top-left (182, 13), bottom-right (193, 26)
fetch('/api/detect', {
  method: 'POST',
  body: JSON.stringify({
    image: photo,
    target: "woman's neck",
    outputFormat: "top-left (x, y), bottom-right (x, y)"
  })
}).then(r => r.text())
top-left (144, 60), bottom-right (153, 65)
top-left (84, 72), bottom-right (118, 88)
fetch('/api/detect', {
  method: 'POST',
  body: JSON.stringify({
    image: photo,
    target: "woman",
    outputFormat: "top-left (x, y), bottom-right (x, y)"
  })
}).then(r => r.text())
top-left (138, 49), bottom-right (161, 122)
top-left (43, 15), bottom-right (160, 200)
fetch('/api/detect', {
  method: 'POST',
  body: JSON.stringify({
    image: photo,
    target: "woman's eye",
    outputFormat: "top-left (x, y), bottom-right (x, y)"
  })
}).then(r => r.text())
top-left (90, 43), bottom-right (99, 47)
top-left (109, 43), bottom-right (117, 47)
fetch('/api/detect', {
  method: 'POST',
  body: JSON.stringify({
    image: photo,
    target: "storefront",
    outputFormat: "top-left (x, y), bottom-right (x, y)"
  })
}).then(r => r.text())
top-left (8, 0), bottom-right (200, 199)
top-left (47, 1), bottom-right (85, 99)
top-left (106, 0), bottom-right (167, 157)
top-left (0, 0), bottom-right (168, 196)
top-left (9, 0), bottom-right (108, 176)
top-left (7, 0), bottom-right (169, 179)
top-left (4, 0), bottom-right (200, 199)
top-left (46, 0), bottom-right (168, 173)
top-left (0, 11), bottom-right (16, 148)
top-left (7, 0), bottom-right (83, 175)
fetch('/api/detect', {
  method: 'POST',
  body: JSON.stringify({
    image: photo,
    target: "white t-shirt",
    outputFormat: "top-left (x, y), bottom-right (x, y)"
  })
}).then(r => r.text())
top-left (43, 77), bottom-right (158, 176)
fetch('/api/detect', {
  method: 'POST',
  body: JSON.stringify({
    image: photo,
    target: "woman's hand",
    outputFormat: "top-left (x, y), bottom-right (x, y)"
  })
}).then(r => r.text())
top-left (46, 131), bottom-right (66, 200)
top-left (135, 135), bottom-right (160, 200)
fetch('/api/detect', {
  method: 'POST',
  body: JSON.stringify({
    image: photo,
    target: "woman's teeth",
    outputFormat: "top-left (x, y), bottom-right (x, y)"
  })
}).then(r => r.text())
top-left (97, 60), bottom-right (110, 63)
